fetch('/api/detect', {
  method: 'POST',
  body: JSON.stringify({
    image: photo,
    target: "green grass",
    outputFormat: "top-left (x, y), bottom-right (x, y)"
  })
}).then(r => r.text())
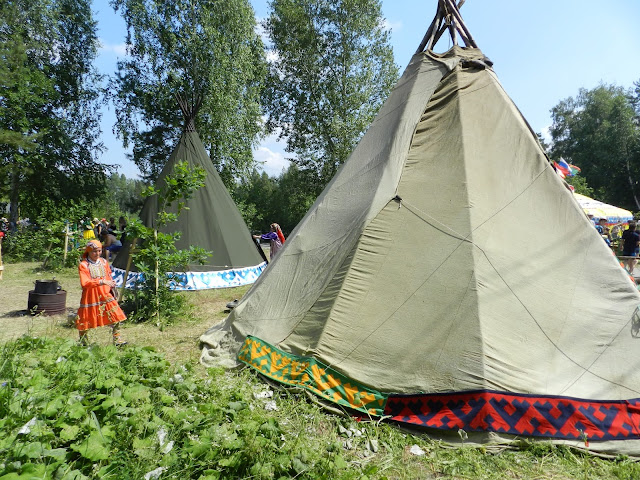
top-left (1, 337), bottom-right (640, 479)
top-left (2, 264), bottom-right (640, 479)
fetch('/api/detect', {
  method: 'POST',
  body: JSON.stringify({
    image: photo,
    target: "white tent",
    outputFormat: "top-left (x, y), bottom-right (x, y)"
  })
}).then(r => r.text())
top-left (574, 193), bottom-right (633, 225)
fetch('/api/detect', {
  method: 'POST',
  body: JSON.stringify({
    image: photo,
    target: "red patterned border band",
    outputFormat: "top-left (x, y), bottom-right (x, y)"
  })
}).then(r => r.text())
top-left (384, 391), bottom-right (640, 441)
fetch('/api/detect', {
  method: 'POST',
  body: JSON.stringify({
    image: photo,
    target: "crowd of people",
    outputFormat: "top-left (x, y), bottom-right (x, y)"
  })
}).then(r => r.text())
top-left (80, 216), bottom-right (126, 260)
top-left (1, 216), bottom-right (287, 346)
top-left (589, 214), bottom-right (640, 274)
top-left (75, 219), bottom-right (286, 346)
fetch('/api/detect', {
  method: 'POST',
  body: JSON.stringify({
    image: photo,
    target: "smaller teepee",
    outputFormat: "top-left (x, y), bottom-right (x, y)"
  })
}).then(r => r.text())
top-left (112, 95), bottom-right (266, 290)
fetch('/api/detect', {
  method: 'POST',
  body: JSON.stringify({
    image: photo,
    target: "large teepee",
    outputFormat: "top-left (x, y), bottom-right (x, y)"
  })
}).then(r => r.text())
top-left (112, 97), bottom-right (266, 290)
top-left (201, 1), bottom-right (640, 454)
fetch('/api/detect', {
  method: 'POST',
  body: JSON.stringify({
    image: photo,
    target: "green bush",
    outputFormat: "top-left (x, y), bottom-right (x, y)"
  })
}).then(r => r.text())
top-left (121, 161), bottom-right (209, 328)
top-left (3, 221), bottom-right (83, 269)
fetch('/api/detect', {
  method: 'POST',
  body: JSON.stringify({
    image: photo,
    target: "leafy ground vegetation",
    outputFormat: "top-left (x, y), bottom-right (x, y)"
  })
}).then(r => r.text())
top-left (2, 263), bottom-right (640, 479)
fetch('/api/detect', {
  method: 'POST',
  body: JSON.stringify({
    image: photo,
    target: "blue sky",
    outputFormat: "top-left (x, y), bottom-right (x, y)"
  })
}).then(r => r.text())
top-left (94, 0), bottom-right (640, 179)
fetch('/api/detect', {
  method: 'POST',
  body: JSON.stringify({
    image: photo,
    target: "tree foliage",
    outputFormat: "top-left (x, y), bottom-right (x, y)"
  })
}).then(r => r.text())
top-left (262, 0), bottom-right (398, 194)
top-left (234, 164), bottom-right (320, 235)
top-left (103, 173), bottom-right (146, 214)
top-left (109, 0), bottom-right (266, 185)
top-left (550, 84), bottom-right (640, 210)
top-left (564, 174), bottom-right (594, 198)
top-left (0, 0), bottom-right (106, 224)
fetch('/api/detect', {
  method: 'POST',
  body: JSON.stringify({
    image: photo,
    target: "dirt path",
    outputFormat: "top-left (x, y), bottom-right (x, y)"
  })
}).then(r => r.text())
top-left (0, 262), bottom-right (247, 366)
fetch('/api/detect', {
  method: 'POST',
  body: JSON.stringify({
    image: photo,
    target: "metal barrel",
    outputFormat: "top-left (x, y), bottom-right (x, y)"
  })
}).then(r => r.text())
top-left (27, 290), bottom-right (67, 316)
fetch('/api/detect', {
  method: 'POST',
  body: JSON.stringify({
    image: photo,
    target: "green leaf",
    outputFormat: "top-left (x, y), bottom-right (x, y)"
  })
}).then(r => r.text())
top-left (364, 464), bottom-right (379, 475)
top-left (96, 464), bottom-right (118, 478)
top-left (221, 434), bottom-right (244, 451)
top-left (226, 401), bottom-right (246, 412)
top-left (0, 462), bottom-right (48, 479)
top-left (133, 436), bottom-right (156, 459)
top-left (43, 447), bottom-right (68, 460)
top-left (197, 473), bottom-right (221, 480)
top-left (334, 455), bottom-right (347, 469)
top-left (59, 424), bottom-right (80, 441)
top-left (217, 453), bottom-right (241, 467)
top-left (102, 377), bottom-right (124, 389)
top-left (43, 396), bottom-right (65, 417)
top-left (99, 395), bottom-right (125, 410)
top-left (59, 469), bottom-right (89, 480)
top-left (292, 457), bottom-right (308, 474)
top-left (122, 385), bottom-right (151, 403)
top-left (71, 432), bottom-right (110, 461)
top-left (185, 437), bottom-right (213, 458)
top-left (16, 441), bottom-right (45, 459)
top-left (67, 402), bottom-right (87, 420)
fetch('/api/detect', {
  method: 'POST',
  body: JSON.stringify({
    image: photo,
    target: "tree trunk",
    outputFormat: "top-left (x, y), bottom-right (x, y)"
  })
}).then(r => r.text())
top-left (9, 165), bottom-right (20, 225)
top-left (624, 157), bottom-right (640, 211)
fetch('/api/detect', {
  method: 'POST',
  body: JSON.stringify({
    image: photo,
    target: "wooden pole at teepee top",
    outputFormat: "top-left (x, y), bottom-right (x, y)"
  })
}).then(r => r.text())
top-left (416, 0), bottom-right (477, 53)
top-left (446, 1), bottom-right (477, 48)
top-left (416, 6), bottom-right (443, 53)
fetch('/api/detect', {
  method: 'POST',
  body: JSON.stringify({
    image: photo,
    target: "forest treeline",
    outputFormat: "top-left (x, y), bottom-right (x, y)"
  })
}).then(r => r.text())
top-left (1, 0), bottom-right (640, 237)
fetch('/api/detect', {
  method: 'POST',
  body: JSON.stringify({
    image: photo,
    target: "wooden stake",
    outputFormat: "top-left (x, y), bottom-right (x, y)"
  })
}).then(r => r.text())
top-left (63, 223), bottom-right (69, 264)
top-left (154, 228), bottom-right (160, 325)
top-left (0, 238), bottom-right (4, 280)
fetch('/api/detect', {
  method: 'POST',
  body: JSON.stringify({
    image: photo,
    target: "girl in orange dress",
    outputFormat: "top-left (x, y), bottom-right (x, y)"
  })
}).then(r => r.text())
top-left (77, 240), bottom-right (127, 345)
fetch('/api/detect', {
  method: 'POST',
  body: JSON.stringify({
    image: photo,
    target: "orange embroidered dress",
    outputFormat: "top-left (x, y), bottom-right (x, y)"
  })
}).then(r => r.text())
top-left (77, 257), bottom-right (126, 330)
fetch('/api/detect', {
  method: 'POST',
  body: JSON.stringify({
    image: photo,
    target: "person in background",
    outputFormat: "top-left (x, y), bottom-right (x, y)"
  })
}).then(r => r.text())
top-left (92, 217), bottom-right (103, 239)
top-left (253, 223), bottom-right (286, 259)
top-left (595, 218), bottom-right (611, 247)
top-left (100, 230), bottom-right (123, 261)
top-left (621, 221), bottom-right (640, 275)
top-left (82, 217), bottom-right (95, 240)
top-left (77, 240), bottom-right (127, 346)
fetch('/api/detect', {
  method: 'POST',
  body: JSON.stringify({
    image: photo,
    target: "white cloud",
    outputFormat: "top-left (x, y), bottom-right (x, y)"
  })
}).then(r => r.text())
top-left (266, 50), bottom-right (279, 63)
top-left (540, 125), bottom-right (552, 144)
top-left (254, 145), bottom-right (290, 177)
top-left (382, 19), bottom-right (403, 33)
top-left (255, 17), bottom-right (268, 42)
top-left (98, 39), bottom-right (128, 56)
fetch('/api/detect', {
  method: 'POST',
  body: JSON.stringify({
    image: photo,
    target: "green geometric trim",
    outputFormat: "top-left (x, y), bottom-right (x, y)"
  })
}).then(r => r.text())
top-left (238, 335), bottom-right (388, 416)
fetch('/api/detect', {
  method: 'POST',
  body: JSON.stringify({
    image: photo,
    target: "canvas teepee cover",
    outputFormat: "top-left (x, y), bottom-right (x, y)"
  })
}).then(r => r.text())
top-left (201, 1), bottom-right (640, 454)
top-left (112, 99), bottom-right (266, 290)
